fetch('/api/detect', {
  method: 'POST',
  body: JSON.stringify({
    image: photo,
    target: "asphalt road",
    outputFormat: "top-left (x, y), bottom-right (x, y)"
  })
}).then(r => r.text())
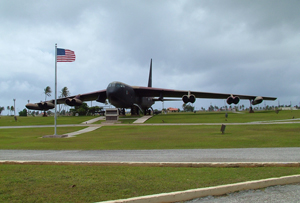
top-left (1, 148), bottom-right (300, 162)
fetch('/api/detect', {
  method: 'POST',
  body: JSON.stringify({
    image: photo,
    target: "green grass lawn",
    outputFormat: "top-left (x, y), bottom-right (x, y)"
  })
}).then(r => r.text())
top-left (2, 110), bottom-right (300, 126)
top-left (0, 127), bottom-right (85, 149)
top-left (146, 110), bottom-right (300, 123)
top-left (1, 124), bottom-right (300, 150)
top-left (1, 111), bottom-right (300, 202)
top-left (1, 164), bottom-right (299, 203)
top-left (0, 116), bottom-right (96, 126)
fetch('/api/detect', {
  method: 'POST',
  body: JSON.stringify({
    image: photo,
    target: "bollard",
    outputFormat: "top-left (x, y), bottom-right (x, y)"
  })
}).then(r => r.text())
top-left (220, 124), bottom-right (226, 134)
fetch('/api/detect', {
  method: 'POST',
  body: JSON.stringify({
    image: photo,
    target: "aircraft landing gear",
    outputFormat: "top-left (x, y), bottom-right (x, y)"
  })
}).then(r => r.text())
top-left (249, 99), bottom-right (254, 113)
top-left (118, 108), bottom-right (125, 115)
top-left (131, 106), bottom-right (140, 116)
top-left (143, 108), bottom-right (152, 115)
top-left (249, 106), bottom-right (254, 113)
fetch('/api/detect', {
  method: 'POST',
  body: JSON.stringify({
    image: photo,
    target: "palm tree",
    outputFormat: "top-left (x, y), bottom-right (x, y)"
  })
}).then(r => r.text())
top-left (0, 107), bottom-right (4, 115)
top-left (60, 87), bottom-right (70, 98)
top-left (44, 86), bottom-right (52, 101)
top-left (7, 106), bottom-right (10, 115)
top-left (60, 87), bottom-right (70, 113)
top-left (10, 106), bottom-right (14, 116)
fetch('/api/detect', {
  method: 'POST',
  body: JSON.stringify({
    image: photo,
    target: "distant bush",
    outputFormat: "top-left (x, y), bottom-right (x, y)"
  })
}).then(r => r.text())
top-left (19, 108), bottom-right (27, 116)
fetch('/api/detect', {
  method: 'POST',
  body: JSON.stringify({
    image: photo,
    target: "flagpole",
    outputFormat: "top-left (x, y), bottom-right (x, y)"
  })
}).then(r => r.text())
top-left (54, 43), bottom-right (57, 135)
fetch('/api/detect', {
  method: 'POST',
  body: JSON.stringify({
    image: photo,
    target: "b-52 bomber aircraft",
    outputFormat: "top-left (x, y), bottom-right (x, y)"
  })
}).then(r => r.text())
top-left (26, 59), bottom-right (277, 115)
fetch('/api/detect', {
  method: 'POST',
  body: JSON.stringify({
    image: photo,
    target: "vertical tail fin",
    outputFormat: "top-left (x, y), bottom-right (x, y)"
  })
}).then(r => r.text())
top-left (148, 58), bottom-right (152, 87)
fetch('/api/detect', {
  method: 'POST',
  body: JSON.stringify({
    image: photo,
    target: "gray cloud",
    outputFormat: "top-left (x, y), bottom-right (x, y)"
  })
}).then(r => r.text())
top-left (0, 0), bottom-right (299, 112)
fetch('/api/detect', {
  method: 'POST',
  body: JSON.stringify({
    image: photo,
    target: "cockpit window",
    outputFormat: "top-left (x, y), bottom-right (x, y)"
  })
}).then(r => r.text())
top-left (108, 82), bottom-right (125, 88)
top-left (116, 83), bottom-right (125, 88)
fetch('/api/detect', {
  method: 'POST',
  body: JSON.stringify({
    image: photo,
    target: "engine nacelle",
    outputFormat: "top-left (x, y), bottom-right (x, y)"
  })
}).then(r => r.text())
top-left (45, 102), bottom-right (54, 109)
top-left (189, 94), bottom-right (196, 103)
top-left (26, 102), bottom-right (54, 110)
top-left (65, 98), bottom-right (83, 106)
top-left (182, 94), bottom-right (196, 103)
top-left (26, 103), bottom-right (43, 110)
top-left (227, 96), bottom-right (240, 105)
top-left (38, 102), bottom-right (55, 110)
top-left (252, 96), bottom-right (263, 105)
top-left (182, 95), bottom-right (189, 103)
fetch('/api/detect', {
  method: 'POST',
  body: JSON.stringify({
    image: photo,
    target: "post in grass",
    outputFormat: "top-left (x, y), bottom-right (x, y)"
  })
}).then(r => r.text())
top-left (221, 124), bottom-right (226, 134)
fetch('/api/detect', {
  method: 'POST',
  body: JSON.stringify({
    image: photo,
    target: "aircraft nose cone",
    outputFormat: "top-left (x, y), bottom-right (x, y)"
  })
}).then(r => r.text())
top-left (107, 86), bottom-right (116, 98)
top-left (106, 85), bottom-right (120, 102)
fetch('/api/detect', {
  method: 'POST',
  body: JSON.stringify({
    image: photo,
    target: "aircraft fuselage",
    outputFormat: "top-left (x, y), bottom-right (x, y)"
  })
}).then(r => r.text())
top-left (106, 81), bottom-right (154, 109)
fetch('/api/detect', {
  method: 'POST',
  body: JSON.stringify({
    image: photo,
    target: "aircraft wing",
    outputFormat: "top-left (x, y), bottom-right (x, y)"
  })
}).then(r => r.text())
top-left (132, 86), bottom-right (277, 101)
top-left (26, 89), bottom-right (107, 110)
top-left (56, 89), bottom-right (107, 104)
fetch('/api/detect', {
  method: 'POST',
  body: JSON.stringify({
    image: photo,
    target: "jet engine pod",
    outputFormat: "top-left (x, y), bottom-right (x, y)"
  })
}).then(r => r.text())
top-left (189, 94), bottom-right (196, 103)
top-left (226, 96), bottom-right (233, 104)
top-left (26, 103), bottom-right (43, 110)
top-left (182, 94), bottom-right (196, 103)
top-left (44, 102), bottom-right (54, 109)
top-left (65, 98), bottom-right (83, 106)
top-left (26, 102), bottom-right (54, 110)
top-left (182, 95), bottom-right (189, 103)
top-left (227, 96), bottom-right (240, 105)
top-left (38, 102), bottom-right (54, 110)
top-left (233, 96), bottom-right (240, 104)
top-left (252, 96), bottom-right (263, 105)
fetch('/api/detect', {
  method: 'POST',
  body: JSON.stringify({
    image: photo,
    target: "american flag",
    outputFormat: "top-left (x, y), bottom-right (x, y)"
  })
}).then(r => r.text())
top-left (57, 48), bottom-right (76, 62)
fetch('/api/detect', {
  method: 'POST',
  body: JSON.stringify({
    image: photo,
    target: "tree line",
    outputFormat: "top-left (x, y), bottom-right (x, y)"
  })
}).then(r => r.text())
top-left (0, 106), bottom-right (15, 116)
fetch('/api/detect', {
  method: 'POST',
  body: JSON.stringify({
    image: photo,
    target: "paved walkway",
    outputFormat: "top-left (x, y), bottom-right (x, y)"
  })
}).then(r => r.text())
top-left (65, 126), bottom-right (101, 137)
top-left (81, 116), bottom-right (105, 124)
top-left (133, 115), bottom-right (152, 123)
top-left (64, 116), bottom-right (106, 137)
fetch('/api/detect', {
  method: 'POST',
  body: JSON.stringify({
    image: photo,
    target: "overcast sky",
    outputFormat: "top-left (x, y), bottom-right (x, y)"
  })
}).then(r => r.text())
top-left (1, 0), bottom-right (300, 114)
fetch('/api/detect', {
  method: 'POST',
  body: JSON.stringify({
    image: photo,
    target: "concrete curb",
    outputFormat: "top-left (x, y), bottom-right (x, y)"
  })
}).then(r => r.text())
top-left (1, 161), bottom-right (300, 167)
top-left (0, 161), bottom-right (299, 167)
top-left (99, 175), bottom-right (300, 203)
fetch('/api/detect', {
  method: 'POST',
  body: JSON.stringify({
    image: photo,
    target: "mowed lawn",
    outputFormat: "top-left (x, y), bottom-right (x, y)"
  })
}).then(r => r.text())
top-left (146, 110), bottom-right (300, 123)
top-left (1, 164), bottom-right (300, 203)
top-left (1, 110), bottom-right (300, 150)
top-left (1, 110), bottom-right (300, 126)
top-left (1, 124), bottom-right (300, 150)
top-left (1, 110), bottom-right (300, 202)
top-left (0, 115), bottom-right (96, 126)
